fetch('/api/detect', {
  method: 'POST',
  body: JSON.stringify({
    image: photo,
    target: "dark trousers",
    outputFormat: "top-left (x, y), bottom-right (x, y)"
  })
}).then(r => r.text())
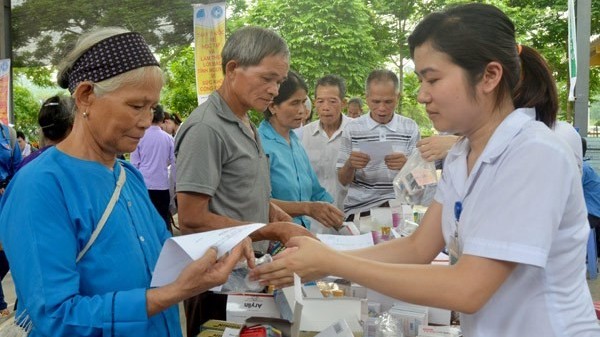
top-left (184, 292), bottom-right (228, 337)
top-left (0, 251), bottom-right (9, 310)
top-left (148, 189), bottom-right (172, 233)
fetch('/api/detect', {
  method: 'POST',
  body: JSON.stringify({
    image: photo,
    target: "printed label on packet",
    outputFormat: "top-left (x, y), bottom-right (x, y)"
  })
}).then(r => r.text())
top-left (410, 167), bottom-right (437, 186)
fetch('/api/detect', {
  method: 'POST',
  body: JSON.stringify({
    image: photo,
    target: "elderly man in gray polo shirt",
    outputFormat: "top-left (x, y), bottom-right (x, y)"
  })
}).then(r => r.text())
top-left (174, 26), bottom-right (312, 337)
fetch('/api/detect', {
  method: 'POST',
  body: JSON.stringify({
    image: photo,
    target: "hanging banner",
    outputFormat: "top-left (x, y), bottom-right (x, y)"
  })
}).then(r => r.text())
top-left (0, 59), bottom-right (9, 125)
top-left (193, 2), bottom-right (226, 105)
top-left (567, 0), bottom-right (577, 101)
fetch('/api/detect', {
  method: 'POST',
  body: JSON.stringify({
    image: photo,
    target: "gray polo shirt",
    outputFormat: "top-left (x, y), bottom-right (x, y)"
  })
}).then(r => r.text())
top-left (174, 91), bottom-right (270, 224)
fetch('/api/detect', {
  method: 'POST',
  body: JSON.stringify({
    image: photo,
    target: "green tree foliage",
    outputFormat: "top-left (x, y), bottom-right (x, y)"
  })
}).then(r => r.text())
top-left (12, 85), bottom-right (41, 140)
top-left (13, 67), bottom-right (54, 87)
top-left (156, 0), bottom-right (260, 117)
top-left (10, 0), bottom-right (600, 132)
top-left (11, 0), bottom-right (199, 67)
top-left (401, 72), bottom-right (433, 136)
top-left (500, 0), bottom-right (600, 121)
top-left (160, 46), bottom-right (198, 118)
top-left (366, 0), bottom-right (447, 115)
top-left (242, 0), bottom-right (387, 97)
top-left (590, 94), bottom-right (600, 123)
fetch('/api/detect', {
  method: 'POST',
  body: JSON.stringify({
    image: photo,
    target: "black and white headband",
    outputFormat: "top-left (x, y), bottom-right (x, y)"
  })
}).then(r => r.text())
top-left (67, 32), bottom-right (160, 93)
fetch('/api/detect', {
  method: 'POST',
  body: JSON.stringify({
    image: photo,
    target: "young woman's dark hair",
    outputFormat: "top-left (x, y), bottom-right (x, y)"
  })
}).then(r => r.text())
top-left (38, 95), bottom-right (74, 142)
top-left (263, 70), bottom-right (308, 120)
top-left (408, 3), bottom-right (557, 127)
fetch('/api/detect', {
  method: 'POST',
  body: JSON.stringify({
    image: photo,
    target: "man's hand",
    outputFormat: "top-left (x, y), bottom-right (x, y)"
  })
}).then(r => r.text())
top-left (346, 151), bottom-right (370, 170)
top-left (265, 222), bottom-right (315, 244)
top-left (384, 152), bottom-right (408, 170)
top-left (417, 135), bottom-right (459, 162)
top-left (269, 201), bottom-right (293, 222)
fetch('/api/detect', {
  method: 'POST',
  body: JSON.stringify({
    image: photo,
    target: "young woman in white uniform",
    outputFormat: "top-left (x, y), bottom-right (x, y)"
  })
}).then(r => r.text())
top-left (250, 3), bottom-right (600, 337)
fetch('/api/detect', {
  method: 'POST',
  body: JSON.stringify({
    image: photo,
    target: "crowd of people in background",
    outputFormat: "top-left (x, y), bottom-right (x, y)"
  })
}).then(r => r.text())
top-left (0, 3), bottom-right (598, 337)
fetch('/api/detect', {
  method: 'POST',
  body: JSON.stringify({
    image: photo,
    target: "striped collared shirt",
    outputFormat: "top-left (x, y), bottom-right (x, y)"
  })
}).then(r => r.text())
top-left (336, 113), bottom-right (420, 216)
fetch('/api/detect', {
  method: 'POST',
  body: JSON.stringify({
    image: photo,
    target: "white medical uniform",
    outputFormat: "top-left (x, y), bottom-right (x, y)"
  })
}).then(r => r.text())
top-left (435, 108), bottom-right (600, 337)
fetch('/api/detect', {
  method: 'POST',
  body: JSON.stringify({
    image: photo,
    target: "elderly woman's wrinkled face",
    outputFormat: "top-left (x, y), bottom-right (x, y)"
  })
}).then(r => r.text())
top-left (87, 71), bottom-right (162, 154)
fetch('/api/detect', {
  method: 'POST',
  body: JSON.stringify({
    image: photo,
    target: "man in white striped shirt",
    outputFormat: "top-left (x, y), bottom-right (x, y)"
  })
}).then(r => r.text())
top-left (337, 69), bottom-right (420, 219)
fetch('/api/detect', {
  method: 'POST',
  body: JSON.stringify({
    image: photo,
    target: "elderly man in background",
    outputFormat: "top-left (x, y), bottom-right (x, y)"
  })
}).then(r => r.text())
top-left (174, 26), bottom-right (313, 336)
top-left (347, 97), bottom-right (364, 118)
top-left (338, 69), bottom-right (421, 219)
top-left (301, 75), bottom-right (352, 214)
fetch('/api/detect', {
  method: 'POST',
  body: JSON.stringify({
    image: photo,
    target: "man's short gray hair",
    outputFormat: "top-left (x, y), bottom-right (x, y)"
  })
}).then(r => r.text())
top-left (221, 26), bottom-right (289, 74)
top-left (365, 69), bottom-right (399, 96)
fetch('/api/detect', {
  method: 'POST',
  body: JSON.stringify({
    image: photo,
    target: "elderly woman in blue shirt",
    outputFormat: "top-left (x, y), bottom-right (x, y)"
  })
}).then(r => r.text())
top-left (0, 27), bottom-right (251, 337)
top-left (258, 71), bottom-right (344, 230)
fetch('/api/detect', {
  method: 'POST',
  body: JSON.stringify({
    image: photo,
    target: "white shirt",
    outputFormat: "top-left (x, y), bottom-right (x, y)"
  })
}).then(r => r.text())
top-left (336, 113), bottom-right (420, 216)
top-left (293, 124), bottom-right (304, 139)
top-left (435, 108), bottom-right (600, 337)
top-left (553, 121), bottom-right (582, 173)
top-left (301, 115), bottom-right (351, 211)
top-left (22, 143), bottom-right (31, 157)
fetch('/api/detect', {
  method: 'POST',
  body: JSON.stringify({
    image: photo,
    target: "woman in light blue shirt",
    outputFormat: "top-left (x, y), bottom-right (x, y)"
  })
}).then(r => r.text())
top-left (258, 71), bottom-right (344, 230)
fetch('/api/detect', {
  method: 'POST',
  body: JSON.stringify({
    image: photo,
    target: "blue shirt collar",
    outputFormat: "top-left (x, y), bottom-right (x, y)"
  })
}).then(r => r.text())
top-left (259, 120), bottom-right (297, 145)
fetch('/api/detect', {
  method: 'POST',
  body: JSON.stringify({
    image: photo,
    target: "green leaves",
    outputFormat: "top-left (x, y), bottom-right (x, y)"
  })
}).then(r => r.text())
top-left (9, 0), bottom-right (600, 134)
top-left (11, 0), bottom-right (197, 67)
top-left (160, 46), bottom-right (198, 119)
top-left (244, 0), bottom-right (386, 97)
top-left (12, 85), bottom-right (41, 140)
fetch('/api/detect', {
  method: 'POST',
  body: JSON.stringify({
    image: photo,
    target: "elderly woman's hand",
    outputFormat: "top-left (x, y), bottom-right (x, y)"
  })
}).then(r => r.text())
top-left (176, 240), bottom-right (247, 296)
top-left (307, 202), bottom-right (344, 229)
top-left (147, 239), bottom-right (249, 316)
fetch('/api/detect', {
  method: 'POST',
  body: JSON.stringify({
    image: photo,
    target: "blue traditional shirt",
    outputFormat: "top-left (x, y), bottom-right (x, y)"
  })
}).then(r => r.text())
top-left (0, 147), bottom-right (181, 337)
top-left (0, 124), bottom-right (22, 183)
top-left (258, 120), bottom-right (333, 228)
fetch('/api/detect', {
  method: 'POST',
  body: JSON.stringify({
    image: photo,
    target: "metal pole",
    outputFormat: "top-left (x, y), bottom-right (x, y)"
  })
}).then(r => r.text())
top-left (0, 0), bottom-right (8, 59)
top-left (574, 0), bottom-right (591, 137)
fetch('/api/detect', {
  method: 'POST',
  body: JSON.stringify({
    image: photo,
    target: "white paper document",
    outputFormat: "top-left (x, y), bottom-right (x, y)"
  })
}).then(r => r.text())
top-left (150, 223), bottom-right (265, 287)
top-left (316, 232), bottom-right (374, 251)
top-left (355, 141), bottom-right (395, 162)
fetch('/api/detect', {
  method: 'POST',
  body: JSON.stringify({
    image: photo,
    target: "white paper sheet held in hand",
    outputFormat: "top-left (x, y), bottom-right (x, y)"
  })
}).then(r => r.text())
top-left (316, 232), bottom-right (374, 251)
top-left (355, 141), bottom-right (395, 162)
top-left (151, 223), bottom-right (265, 287)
